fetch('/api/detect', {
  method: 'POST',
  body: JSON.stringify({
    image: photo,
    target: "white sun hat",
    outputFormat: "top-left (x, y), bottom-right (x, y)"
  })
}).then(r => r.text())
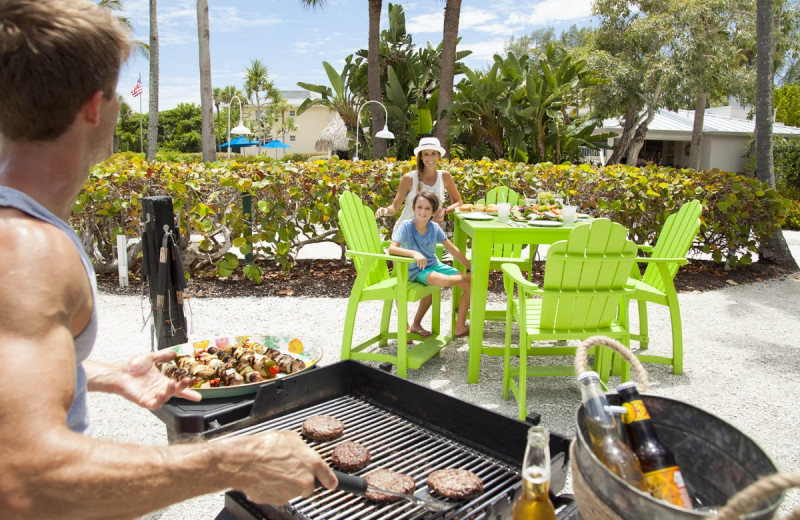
top-left (413, 137), bottom-right (447, 157)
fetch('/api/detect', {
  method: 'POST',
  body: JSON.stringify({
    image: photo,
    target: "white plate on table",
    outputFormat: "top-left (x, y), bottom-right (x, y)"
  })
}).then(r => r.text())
top-left (577, 213), bottom-right (592, 219)
top-left (459, 212), bottom-right (494, 220)
top-left (529, 220), bottom-right (564, 227)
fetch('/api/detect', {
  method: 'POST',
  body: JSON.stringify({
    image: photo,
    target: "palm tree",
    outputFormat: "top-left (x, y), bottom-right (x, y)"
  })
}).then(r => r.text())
top-left (146, 0), bottom-right (159, 160)
top-left (367, 0), bottom-right (387, 159)
top-left (97, 0), bottom-right (149, 59)
top-left (436, 0), bottom-right (462, 150)
top-left (197, 0), bottom-right (215, 161)
top-left (755, 0), bottom-right (798, 268)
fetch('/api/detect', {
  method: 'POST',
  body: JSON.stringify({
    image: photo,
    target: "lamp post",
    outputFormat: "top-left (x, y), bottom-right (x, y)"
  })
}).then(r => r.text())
top-left (221, 95), bottom-right (251, 160)
top-left (354, 100), bottom-right (395, 161)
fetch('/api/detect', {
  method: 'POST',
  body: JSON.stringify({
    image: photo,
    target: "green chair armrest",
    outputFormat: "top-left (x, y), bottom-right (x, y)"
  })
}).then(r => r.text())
top-left (500, 262), bottom-right (539, 293)
top-left (635, 256), bottom-right (689, 265)
top-left (381, 241), bottom-right (443, 260)
top-left (637, 244), bottom-right (654, 253)
top-left (345, 250), bottom-right (417, 263)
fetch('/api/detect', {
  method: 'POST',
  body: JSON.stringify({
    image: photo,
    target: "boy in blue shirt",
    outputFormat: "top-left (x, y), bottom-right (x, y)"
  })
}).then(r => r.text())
top-left (388, 191), bottom-right (472, 337)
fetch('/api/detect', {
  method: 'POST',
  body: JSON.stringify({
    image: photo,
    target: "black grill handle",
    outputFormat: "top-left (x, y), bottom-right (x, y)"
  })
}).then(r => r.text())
top-left (315, 470), bottom-right (368, 496)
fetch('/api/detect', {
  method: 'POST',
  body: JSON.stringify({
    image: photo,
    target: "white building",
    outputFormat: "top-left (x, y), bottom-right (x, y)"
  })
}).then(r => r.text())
top-left (595, 101), bottom-right (800, 172)
top-left (239, 90), bottom-right (335, 158)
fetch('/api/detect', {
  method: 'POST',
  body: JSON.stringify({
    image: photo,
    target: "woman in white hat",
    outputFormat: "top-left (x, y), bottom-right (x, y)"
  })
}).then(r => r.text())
top-left (375, 136), bottom-right (464, 231)
top-left (375, 136), bottom-right (465, 338)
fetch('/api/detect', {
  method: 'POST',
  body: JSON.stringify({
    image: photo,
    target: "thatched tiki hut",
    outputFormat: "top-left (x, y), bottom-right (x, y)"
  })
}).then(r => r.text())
top-left (315, 114), bottom-right (349, 158)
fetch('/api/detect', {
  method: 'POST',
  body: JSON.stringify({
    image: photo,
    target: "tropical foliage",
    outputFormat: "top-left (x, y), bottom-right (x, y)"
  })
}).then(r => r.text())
top-left (77, 153), bottom-right (789, 282)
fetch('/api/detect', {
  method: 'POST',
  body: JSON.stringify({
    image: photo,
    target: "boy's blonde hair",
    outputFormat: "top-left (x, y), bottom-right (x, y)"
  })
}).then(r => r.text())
top-left (0, 0), bottom-right (131, 141)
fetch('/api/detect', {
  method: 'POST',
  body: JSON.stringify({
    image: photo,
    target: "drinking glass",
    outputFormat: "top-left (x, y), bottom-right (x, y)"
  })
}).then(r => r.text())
top-left (497, 202), bottom-right (511, 223)
top-left (561, 205), bottom-right (577, 226)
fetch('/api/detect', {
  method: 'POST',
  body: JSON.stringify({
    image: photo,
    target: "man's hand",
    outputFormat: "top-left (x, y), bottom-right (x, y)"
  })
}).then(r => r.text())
top-left (229, 430), bottom-right (338, 505)
top-left (86, 351), bottom-right (202, 409)
top-left (121, 350), bottom-right (202, 409)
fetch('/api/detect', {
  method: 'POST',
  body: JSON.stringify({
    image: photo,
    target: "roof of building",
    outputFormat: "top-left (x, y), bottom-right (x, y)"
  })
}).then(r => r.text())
top-left (599, 107), bottom-right (800, 139)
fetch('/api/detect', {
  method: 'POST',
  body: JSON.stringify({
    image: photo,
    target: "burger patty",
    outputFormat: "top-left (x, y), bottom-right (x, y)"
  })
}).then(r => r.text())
top-left (427, 469), bottom-right (484, 500)
top-left (301, 415), bottom-right (345, 442)
top-left (364, 469), bottom-right (415, 502)
top-left (331, 441), bottom-right (371, 472)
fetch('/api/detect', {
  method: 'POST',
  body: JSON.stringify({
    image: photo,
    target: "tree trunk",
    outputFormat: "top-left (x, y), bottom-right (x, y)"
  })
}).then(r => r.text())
top-left (436, 0), bottom-right (462, 152)
top-left (367, 0), bottom-right (386, 159)
top-left (627, 78), bottom-right (664, 166)
top-left (197, 0), bottom-right (216, 161)
top-left (609, 104), bottom-right (639, 164)
top-left (146, 0), bottom-right (159, 160)
top-left (755, 0), bottom-right (798, 269)
top-left (687, 88), bottom-right (706, 170)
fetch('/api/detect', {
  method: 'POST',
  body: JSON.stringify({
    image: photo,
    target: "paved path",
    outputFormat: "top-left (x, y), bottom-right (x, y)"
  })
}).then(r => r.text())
top-left (87, 231), bottom-right (800, 519)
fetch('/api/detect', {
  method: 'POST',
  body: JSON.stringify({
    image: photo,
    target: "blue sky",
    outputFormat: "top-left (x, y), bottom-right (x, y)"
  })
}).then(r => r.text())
top-left (118, 0), bottom-right (595, 112)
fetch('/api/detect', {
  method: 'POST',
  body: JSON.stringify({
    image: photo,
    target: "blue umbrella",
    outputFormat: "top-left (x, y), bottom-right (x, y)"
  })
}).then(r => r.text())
top-left (219, 135), bottom-right (259, 150)
top-left (262, 139), bottom-right (291, 158)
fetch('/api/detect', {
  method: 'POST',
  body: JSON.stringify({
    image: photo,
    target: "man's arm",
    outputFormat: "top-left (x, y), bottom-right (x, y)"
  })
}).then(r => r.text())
top-left (0, 217), bottom-right (336, 520)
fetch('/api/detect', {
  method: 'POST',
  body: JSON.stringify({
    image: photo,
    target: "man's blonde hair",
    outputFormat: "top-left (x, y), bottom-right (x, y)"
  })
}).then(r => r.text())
top-left (0, 0), bottom-right (131, 141)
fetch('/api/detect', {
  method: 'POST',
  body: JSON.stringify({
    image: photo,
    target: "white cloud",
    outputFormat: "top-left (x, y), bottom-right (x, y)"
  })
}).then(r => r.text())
top-left (507, 0), bottom-right (594, 26)
top-left (460, 38), bottom-right (510, 64)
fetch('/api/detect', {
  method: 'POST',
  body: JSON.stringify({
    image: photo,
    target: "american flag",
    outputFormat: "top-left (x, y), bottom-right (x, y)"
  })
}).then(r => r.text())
top-left (131, 75), bottom-right (143, 98)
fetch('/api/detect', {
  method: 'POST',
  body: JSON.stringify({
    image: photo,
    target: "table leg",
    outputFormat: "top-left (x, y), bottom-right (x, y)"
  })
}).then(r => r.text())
top-left (467, 232), bottom-right (491, 384)
top-left (452, 220), bottom-right (467, 337)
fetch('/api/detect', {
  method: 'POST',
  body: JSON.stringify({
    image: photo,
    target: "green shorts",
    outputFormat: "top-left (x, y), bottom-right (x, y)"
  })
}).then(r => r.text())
top-left (413, 263), bottom-right (459, 285)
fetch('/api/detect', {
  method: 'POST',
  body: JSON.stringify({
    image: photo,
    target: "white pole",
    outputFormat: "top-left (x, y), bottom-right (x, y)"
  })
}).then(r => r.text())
top-left (139, 78), bottom-right (143, 154)
top-left (116, 234), bottom-right (129, 288)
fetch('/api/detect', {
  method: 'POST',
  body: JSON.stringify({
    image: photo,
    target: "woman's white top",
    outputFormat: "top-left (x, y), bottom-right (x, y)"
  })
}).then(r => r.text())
top-left (394, 169), bottom-right (446, 232)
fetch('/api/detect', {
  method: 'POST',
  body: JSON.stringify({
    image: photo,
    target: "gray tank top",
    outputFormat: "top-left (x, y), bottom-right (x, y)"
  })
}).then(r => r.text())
top-left (0, 186), bottom-right (98, 434)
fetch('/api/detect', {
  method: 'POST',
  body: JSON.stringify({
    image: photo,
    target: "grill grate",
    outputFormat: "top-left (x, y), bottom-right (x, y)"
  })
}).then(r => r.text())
top-left (215, 395), bottom-right (522, 519)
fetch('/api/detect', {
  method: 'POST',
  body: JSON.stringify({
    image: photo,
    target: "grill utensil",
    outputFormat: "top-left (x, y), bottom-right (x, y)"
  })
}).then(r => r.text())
top-left (318, 470), bottom-right (452, 512)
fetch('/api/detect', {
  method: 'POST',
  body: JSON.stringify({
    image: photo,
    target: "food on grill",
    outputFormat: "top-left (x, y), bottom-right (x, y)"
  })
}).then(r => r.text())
top-left (364, 469), bottom-right (415, 502)
top-left (331, 441), bottom-right (371, 471)
top-left (427, 469), bottom-right (484, 500)
top-left (158, 337), bottom-right (306, 389)
top-left (301, 415), bottom-right (345, 441)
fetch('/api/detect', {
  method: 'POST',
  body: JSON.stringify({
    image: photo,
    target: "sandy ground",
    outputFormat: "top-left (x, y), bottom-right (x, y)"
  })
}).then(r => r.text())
top-left (87, 231), bottom-right (800, 519)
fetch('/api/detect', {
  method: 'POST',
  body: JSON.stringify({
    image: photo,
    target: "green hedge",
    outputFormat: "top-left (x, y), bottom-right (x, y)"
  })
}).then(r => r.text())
top-left (73, 153), bottom-right (790, 282)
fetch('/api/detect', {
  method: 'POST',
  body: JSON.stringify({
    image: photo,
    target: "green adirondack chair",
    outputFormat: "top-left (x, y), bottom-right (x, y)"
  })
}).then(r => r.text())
top-left (338, 191), bottom-right (449, 378)
top-left (626, 199), bottom-right (702, 375)
top-left (500, 219), bottom-right (637, 420)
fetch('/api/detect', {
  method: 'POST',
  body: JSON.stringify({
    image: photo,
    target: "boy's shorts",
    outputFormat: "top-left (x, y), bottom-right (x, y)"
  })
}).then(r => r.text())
top-left (413, 263), bottom-right (459, 285)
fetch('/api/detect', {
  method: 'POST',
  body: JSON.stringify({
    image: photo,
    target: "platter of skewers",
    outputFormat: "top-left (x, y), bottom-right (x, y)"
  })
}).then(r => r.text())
top-left (158, 335), bottom-right (323, 398)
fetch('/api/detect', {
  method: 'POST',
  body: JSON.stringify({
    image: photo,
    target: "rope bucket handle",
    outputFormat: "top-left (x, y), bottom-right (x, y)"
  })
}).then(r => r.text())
top-left (714, 472), bottom-right (800, 520)
top-left (574, 335), bottom-right (650, 392)
top-left (573, 336), bottom-right (800, 519)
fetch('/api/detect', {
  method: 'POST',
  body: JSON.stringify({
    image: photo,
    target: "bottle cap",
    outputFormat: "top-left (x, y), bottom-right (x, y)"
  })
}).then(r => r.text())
top-left (577, 371), bottom-right (600, 382)
top-left (616, 381), bottom-right (637, 392)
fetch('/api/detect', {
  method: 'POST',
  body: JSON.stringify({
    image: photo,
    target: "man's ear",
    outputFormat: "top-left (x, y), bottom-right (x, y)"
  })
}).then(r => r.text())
top-left (81, 90), bottom-right (104, 126)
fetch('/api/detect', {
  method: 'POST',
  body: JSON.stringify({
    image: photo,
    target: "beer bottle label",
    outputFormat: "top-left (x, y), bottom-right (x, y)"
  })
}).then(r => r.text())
top-left (621, 399), bottom-right (650, 423)
top-left (643, 466), bottom-right (694, 509)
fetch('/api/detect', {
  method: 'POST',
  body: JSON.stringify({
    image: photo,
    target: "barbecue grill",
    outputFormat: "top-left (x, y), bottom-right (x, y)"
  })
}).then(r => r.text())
top-left (153, 360), bottom-right (580, 519)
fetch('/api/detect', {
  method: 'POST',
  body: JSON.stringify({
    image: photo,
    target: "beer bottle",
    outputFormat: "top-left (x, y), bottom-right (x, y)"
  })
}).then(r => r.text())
top-left (511, 426), bottom-right (557, 520)
top-left (617, 382), bottom-right (694, 509)
top-left (577, 371), bottom-right (648, 492)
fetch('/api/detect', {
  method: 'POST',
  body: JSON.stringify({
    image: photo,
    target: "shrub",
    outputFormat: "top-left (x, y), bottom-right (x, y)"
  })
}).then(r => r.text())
top-left (74, 155), bottom-right (788, 281)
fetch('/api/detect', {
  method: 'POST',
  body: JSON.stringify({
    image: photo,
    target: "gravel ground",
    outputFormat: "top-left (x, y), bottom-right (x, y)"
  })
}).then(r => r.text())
top-left (88, 231), bottom-right (800, 519)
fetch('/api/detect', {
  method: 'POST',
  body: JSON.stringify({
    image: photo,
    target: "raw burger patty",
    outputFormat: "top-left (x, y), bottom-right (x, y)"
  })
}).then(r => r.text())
top-left (301, 415), bottom-right (345, 441)
top-left (331, 441), bottom-right (371, 471)
top-left (427, 469), bottom-right (483, 499)
top-left (364, 469), bottom-right (415, 502)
